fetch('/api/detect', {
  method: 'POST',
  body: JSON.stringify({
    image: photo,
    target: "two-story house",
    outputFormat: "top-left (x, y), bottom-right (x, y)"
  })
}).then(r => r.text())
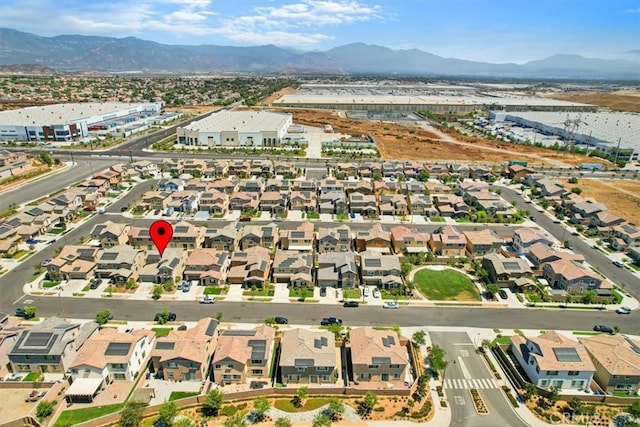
top-left (94, 245), bottom-right (145, 283)
top-left (350, 328), bottom-right (408, 384)
top-left (280, 329), bottom-right (338, 386)
top-left (408, 194), bottom-right (436, 217)
top-left (463, 229), bottom-right (502, 256)
top-left (510, 331), bottom-right (595, 391)
top-left (280, 222), bottom-right (315, 252)
top-left (290, 191), bottom-right (318, 213)
top-left (379, 194), bottom-right (409, 216)
top-left (150, 318), bottom-right (218, 382)
top-left (138, 248), bottom-right (186, 284)
top-left (227, 246), bottom-right (271, 288)
top-left (199, 190), bottom-right (229, 216)
top-left (9, 317), bottom-right (98, 374)
top-left (47, 245), bottom-right (98, 281)
top-left (68, 328), bottom-right (155, 385)
top-left (512, 228), bottom-right (554, 256)
top-left (578, 334), bottom-right (640, 395)
top-left (183, 249), bottom-right (230, 286)
top-left (429, 225), bottom-right (466, 257)
top-left (316, 252), bottom-right (358, 288)
top-left (355, 223), bottom-right (391, 253)
top-left (272, 251), bottom-right (313, 287)
top-left (349, 192), bottom-right (378, 218)
top-left (90, 221), bottom-right (130, 248)
top-left (204, 225), bottom-right (240, 251)
top-left (229, 192), bottom-right (260, 212)
top-left (542, 259), bottom-right (608, 294)
top-left (212, 325), bottom-right (276, 387)
top-left (359, 250), bottom-right (402, 289)
top-left (390, 225), bottom-right (430, 254)
top-left (319, 191), bottom-right (348, 215)
top-left (482, 253), bottom-right (533, 286)
top-left (317, 225), bottom-right (352, 253)
top-left (610, 223), bottom-right (640, 251)
top-left (239, 223), bottom-right (279, 250)
top-left (259, 191), bottom-right (288, 214)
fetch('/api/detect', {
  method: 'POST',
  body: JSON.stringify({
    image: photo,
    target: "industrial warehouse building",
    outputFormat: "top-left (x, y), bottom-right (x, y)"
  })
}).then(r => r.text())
top-left (177, 110), bottom-right (292, 147)
top-left (490, 111), bottom-right (640, 162)
top-left (273, 84), bottom-right (596, 114)
top-left (0, 102), bottom-right (164, 142)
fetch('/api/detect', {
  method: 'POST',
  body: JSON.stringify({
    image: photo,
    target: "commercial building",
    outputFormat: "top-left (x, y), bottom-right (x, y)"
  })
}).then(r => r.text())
top-left (176, 110), bottom-right (292, 147)
top-left (0, 102), bottom-right (163, 142)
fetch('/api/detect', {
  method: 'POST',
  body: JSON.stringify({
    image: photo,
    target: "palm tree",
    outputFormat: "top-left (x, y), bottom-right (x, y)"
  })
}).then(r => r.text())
top-left (292, 386), bottom-right (308, 408)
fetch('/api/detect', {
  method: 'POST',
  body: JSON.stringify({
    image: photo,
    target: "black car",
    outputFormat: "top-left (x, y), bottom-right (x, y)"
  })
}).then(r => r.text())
top-left (154, 312), bottom-right (177, 322)
top-left (120, 206), bottom-right (128, 212)
top-left (90, 279), bottom-right (103, 289)
top-left (274, 316), bottom-right (288, 325)
top-left (593, 324), bottom-right (614, 334)
top-left (343, 301), bottom-right (359, 308)
top-left (498, 290), bottom-right (508, 299)
top-left (320, 287), bottom-right (327, 297)
top-left (320, 317), bottom-right (343, 326)
top-left (15, 308), bottom-right (27, 318)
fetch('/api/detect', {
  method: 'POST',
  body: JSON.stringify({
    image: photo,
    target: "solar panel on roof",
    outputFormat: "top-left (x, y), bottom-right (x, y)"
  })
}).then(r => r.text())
top-left (372, 357), bottom-right (391, 364)
top-left (364, 259), bottom-right (381, 267)
top-left (105, 342), bottom-right (132, 356)
top-left (24, 332), bottom-right (53, 347)
top-left (294, 358), bottom-right (314, 367)
top-left (223, 330), bottom-right (257, 336)
top-left (553, 348), bottom-right (581, 362)
top-left (101, 252), bottom-right (118, 261)
top-left (155, 342), bottom-right (175, 350)
top-left (175, 226), bottom-right (189, 233)
top-left (205, 320), bottom-right (218, 337)
top-left (248, 340), bottom-right (266, 360)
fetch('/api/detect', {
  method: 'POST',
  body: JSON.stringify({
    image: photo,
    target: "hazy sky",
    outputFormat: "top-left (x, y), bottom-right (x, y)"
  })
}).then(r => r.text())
top-left (1, 0), bottom-right (639, 63)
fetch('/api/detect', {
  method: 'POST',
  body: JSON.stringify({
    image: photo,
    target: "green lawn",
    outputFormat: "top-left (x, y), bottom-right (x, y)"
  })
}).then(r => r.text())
top-left (289, 288), bottom-right (313, 298)
top-left (572, 331), bottom-right (601, 336)
top-left (42, 281), bottom-right (61, 288)
top-left (204, 287), bottom-right (224, 295)
top-left (48, 228), bottom-right (66, 235)
top-left (273, 398), bottom-right (332, 413)
top-left (413, 268), bottom-right (481, 301)
top-left (491, 335), bottom-right (513, 346)
top-left (336, 213), bottom-right (349, 221)
top-left (306, 212), bottom-right (320, 219)
top-left (343, 289), bottom-right (361, 299)
top-left (22, 372), bottom-right (43, 382)
top-left (151, 328), bottom-right (172, 337)
top-left (168, 391), bottom-right (199, 401)
top-left (431, 217), bottom-right (446, 222)
top-left (381, 290), bottom-right (409, 300)
top-left (243, 287), bottom-right (275, 296)
top-left (54, 403), bottom-right (124, 427)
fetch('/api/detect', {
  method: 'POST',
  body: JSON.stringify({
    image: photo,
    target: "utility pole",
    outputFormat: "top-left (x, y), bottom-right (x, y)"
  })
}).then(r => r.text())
top-left (129, 150), bottom-right (133, 163)
top-left (613, 138), bottom-right (622, 165)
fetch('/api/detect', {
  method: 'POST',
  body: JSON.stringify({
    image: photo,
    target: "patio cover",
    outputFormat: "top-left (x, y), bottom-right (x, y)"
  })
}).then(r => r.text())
top-left (65, 378), bottom-right (103, 399)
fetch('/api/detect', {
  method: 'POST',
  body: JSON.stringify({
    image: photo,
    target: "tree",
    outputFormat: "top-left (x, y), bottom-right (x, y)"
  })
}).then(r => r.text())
top-left (38, 151), bottom-right (53, 166)
top-left (372, 172), bottom-right (382, 181)
top-left (95, 309), bottom-right (112, 326)
top-left (568, 397), bottom-right (583, 415)
top-left (582, 290), bottom-right (597, 305)
top-left (152, 285), bottom-right (163, 300)
top-left (522, 383), bottom-right (538, 402)
top-left (325, 398), bottom-right (345, 421)
top-left (23, 305), bottom-right (36, 319)
top-left (480, 339), bottom-right (492, 352)
top-left (275, 418), bottom-right (292, 427)
top-left (172, 418), bottom-right (196, 427)
top-left (428, 344), bottom-right (448, 378)
top-left (548, 385), bottom-right (559, 405)
top-left (292, 386), bottom-right (308, 408)
top-left (251, 396), bottom-right (270, 422)
top-left (628, 401), bottom-right (640, 420)
top-left (156, 401), bottom-right (177, 426)
top-left (223, 413), bottom-right (247, 427)
top-left (312, 413), bottom-right (332, 427)
top-left (36, 400), bottom-right (55, 419)
top-left (571, 187), bottom-right (582, 195)
top-left (119, 400), bottom-right (147, 427)
top-left (202, 389), bottom-right (224, 417)
top-left (401, 262), bottom-right (412, 277)
top-left (412, 330), bottom-right (426, 346)
top-left (357, 391), bottom-right (378, 416)
top-left (568, 176), bottom-right (579, 184)
top-left (485, 284), bottom-right (500, 299)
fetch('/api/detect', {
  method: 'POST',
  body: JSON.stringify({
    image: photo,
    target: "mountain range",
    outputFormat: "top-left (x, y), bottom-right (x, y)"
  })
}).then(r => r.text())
top-left (1, 28), bottom-right (638, 79)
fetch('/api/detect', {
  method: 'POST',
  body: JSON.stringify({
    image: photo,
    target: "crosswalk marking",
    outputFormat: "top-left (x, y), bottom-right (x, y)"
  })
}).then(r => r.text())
top-left (444, 378), bottom-right (498, 390)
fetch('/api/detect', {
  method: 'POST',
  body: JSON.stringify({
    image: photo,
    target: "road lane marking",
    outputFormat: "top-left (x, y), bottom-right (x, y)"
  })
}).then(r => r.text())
top-left (458, 357), bottom-right (472, 379)
top-left (12, 295), bottom-right (26, 305)
top-left (454, 396), bottom-right (465, 405)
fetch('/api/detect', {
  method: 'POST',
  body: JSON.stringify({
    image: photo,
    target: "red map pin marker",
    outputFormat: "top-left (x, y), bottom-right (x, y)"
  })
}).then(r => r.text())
top-left (149, 220), bottom-right (173, 256)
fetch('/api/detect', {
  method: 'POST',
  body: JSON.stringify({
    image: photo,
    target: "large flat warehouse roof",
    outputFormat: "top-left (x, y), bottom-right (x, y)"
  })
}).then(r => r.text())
top-left (181, 110), bottom-right (291, 132)
top-left (0, 102), bottom-right (160, 126)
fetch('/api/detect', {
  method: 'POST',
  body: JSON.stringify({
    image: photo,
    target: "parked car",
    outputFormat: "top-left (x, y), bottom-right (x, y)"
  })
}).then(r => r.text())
top-left (363, 287), bottom-right (370, 297)
top-left (320, 317), bottom-right (342, 326)
top-left (199, 296), bottom-right (215, 304)
top-left (593, 324), bottom-right (615, 334)
top-left (349, 213), bottom-right (356, 219)
top-left (320, 287), bottom-right (327, 297)
top-left (182, 281), bottom-right (192, 292)
top-left (25, 238), bottom-right (38, 245)
top-left (154, 312), bottom-right (177, 322)
top-left (529, 215), bottom-right (536, 222)
top-left (616, 306), bottom-right (632, 314)
top-left (90, 279), bottom-right (103, 290)
top-left (613, 261), bottom-right (625, 268)
top-left (120, 206), bottom-right (128, 212)
top-left (383, 302), bottom-right (400, 309)
top-left (84, 205), bottom-right (96, 212)
top-left (343, 301), bottom-right (359, 308)
top-left (177, 325), bottom-right (188, 331)
top-left (15, 308), bottom-right (27, 318)
top-left (25, 390), bottom-right (38, 402)
top-left (274, 316), bottom-right (288, 325)
top-left (41, 259), bottom-right (53, 267)
top-left (498, 290), bottom-right (508, 300)
top-left (372, 288), bottom-right (381, 298)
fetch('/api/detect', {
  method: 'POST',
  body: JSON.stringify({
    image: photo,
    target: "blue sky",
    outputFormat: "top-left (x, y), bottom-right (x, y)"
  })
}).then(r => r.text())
top-left (1, 0), bottom-right (639, 63)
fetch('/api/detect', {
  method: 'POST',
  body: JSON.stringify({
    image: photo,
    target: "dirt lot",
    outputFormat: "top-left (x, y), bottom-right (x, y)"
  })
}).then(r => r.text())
top-left (165, 105), bottom-right (218, 115)
top-left (542, 90), bottom-right (640, 113)
top-left (0, 387), bottom-right (51, 423)
top-left (273, 108), bottom-right (610, 167)
top-left (557, 178), bottom-right (640, 224)
top-left (260, 86), bottom-right (297, 106)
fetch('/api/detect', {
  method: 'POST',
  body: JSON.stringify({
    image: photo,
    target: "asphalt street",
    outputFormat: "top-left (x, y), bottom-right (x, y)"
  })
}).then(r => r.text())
top-left (0, 159), bottom-right (118, 211)
top-left (431, 331), bottom-right (528, 427)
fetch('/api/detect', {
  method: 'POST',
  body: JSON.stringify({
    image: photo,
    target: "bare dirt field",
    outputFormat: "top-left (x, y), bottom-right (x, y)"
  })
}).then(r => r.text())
top-left (261, 86), bottom-right (297, 106)
top-left (542, 90), bottom-right (640, 113)
top-left (166, 105), bottom-right (218, 115)
top-left (273, 108), bottom-right (610, 167)
top-left (557, 178), bottom-right (640, 224)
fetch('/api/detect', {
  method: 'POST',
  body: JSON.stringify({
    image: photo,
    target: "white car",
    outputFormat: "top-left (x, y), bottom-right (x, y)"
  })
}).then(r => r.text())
top-left (363, 287), bottom-right (370, 297)
top-left (383, 302), bottom-right (399, 309)
top-left (372, 288), bottom-right (381, 298)
top-left (199, 296), bottom-right (216, 304)
top-left (616, 306), bottom-right (631, 314)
